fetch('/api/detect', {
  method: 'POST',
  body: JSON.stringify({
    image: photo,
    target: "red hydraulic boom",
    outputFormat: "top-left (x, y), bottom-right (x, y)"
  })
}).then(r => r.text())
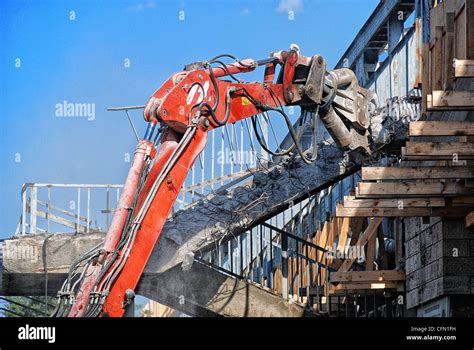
top-left (52, 45), bottom-right (374, 317)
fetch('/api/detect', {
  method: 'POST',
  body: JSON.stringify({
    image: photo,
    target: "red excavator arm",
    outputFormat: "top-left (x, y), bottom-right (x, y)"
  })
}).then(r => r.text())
top-left (52, 45), bottom-right (374, 317)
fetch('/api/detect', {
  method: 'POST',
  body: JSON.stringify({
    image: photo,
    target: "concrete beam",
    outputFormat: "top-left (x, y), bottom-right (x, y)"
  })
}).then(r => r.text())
top-left (1, 233), bottom-right (307, 317)
top-left (138, 263), bottom-right (308, 317)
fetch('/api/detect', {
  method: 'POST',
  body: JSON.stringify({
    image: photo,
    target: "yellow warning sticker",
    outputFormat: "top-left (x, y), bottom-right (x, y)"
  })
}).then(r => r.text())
top-left (241, 96), bottom-right (251, 106)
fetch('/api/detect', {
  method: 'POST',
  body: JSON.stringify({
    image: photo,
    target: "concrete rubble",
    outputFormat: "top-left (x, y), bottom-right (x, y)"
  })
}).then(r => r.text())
top-left (151, 143), bottom-right (345, 274)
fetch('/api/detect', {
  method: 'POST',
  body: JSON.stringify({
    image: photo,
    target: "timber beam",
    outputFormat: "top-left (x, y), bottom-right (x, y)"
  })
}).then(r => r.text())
top-left (409, 121), bottom-right (474, 136)
top-left (454, 59), bottom-right (474, 78)
top-left (328, 282), bottom-right (404, 295)
top-left (336, 206), bottom-right (472, 218)
top-left (355, 181), bottom-right (474, 198)
top-left (362, 166), bottom-right (474, 181)
top-left (402, 142), bottom-right (474, 160)
top-left (330, 270), bottom-right (405, 283)
top-left (342, 196), bottom-right (445, 208)
top-left (427, 91), bottom-right (474, 110)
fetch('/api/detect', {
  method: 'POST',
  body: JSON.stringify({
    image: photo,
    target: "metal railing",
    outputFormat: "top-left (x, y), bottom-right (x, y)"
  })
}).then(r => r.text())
top-left (195, 169), bottom-right (406, 316)
top-left (16, 183), bottom-right (123, 236)
top-left (195, 218), bottom-right (335, 310)
top-left (193, 175), bottom-right (357, 310)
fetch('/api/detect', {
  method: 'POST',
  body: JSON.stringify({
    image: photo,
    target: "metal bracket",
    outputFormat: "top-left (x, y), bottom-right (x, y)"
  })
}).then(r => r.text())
top-left (107, 105), bottom-right (146, 142)
top-left (304, 54), bottom-right (327, 104)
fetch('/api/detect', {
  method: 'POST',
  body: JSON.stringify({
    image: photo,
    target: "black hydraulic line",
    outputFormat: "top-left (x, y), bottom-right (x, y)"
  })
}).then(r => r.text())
top-left (205, 53), bottom-right (278, 119)
top-left (210, 60), bottom-right (242, 83)
top-left (207, 63), bottom-right (221, 111)
top-left (267, 87), bottom-right (319, 164)
top-left (51, 239), bottom-right (104, 316)
top-left (251, 115), bottom-right (295, 157)
top-left (209, 54), bottom-right (254, 68)
top-left (237, 86), bottom-right (302, 157)
top-left (194, 89), bottom-right (232, 126)
top-left (266, 106), bottom-right (319, 164)
top-left (208, 53), bottom-right (240, 63)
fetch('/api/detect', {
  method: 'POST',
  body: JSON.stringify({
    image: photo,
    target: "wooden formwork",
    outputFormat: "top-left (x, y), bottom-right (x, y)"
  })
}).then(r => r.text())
top-left (424, 0), bottom-right (474, 111)
top-left (269, 213), bottom-right (404, 303)
top-left (336, 121), bottom-right (474, 227)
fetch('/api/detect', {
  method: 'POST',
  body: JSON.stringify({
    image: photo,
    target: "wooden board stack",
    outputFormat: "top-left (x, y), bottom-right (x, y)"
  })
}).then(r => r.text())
top-left (336, 121), bottom-right (474, 229)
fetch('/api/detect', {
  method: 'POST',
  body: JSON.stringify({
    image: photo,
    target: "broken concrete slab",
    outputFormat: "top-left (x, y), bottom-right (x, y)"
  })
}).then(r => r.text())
top-left (1, 234), bottom-right (308, 317)
top-left (138, 262), bottom-right (309, 317)
top-left (152, 143), bottom-right (347, 274)
top-left (2, 232), bottom-right (104, 274)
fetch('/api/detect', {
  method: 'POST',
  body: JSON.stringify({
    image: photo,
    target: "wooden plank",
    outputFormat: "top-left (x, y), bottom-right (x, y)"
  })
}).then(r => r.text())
top-left (465, 211), bottom-right (474, 229)
top-left (454, 0), bottom-right (466, 59)
top-left (452, 196), bottom-right (474, 206)
top-left (432, 26), bottom-right (444, 91)
top-left (337, 217), bottom-right (350, 251)
top-left (362, 166), bottom-right (474, 180)
top-left (366, 234), bottom-right (376, 271)
top-left (454, 59), bottom-right (474, 77)
top-left (341, 217), bottom-right (365, 270)
top-left (403, 155), bottom-right (474, 161)
top-left (343, 196), bottom-right (445, 208)
top-left (430, 90), bottom-right (474, 109)
top-left (348, 217), bottom-right (364, 247)
top-left (356, 181), bottom-right (474, 198)
top-left (328, 282), bottom-right (401, 293)
top-left (332, 214), bottom-right (350, 270)
top-left (327, 216), bottom-right (336, 267)
top-left (336, 206), bottom-right (472, 218)
top-left (338, 218), bottom-right (382, 272)
top-left (405, 142), bottom-right (474, 159)
top-left (409, 121), bottom-right (474, 136)
top-left (467, 0), bottom-right (474, 59)
top-left (330, 270), bottom-right (405, 283)
top-left (316, 221), bottom-right (329, 263)
top-left (444, 12), bottom-right (455, 90)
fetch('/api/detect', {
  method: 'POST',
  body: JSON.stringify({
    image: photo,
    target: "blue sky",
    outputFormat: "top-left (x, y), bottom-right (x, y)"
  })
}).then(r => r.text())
top-left (0, 0), bottom-right (380, 237)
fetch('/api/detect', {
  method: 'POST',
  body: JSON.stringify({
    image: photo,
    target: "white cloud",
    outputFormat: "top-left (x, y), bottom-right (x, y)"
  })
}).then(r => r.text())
top-left (276, 0), bottom-right (303, 13)
top-left (127, 1), bottom-right (156, 12)
top-left (240, 8), bottom-right (252, 16)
